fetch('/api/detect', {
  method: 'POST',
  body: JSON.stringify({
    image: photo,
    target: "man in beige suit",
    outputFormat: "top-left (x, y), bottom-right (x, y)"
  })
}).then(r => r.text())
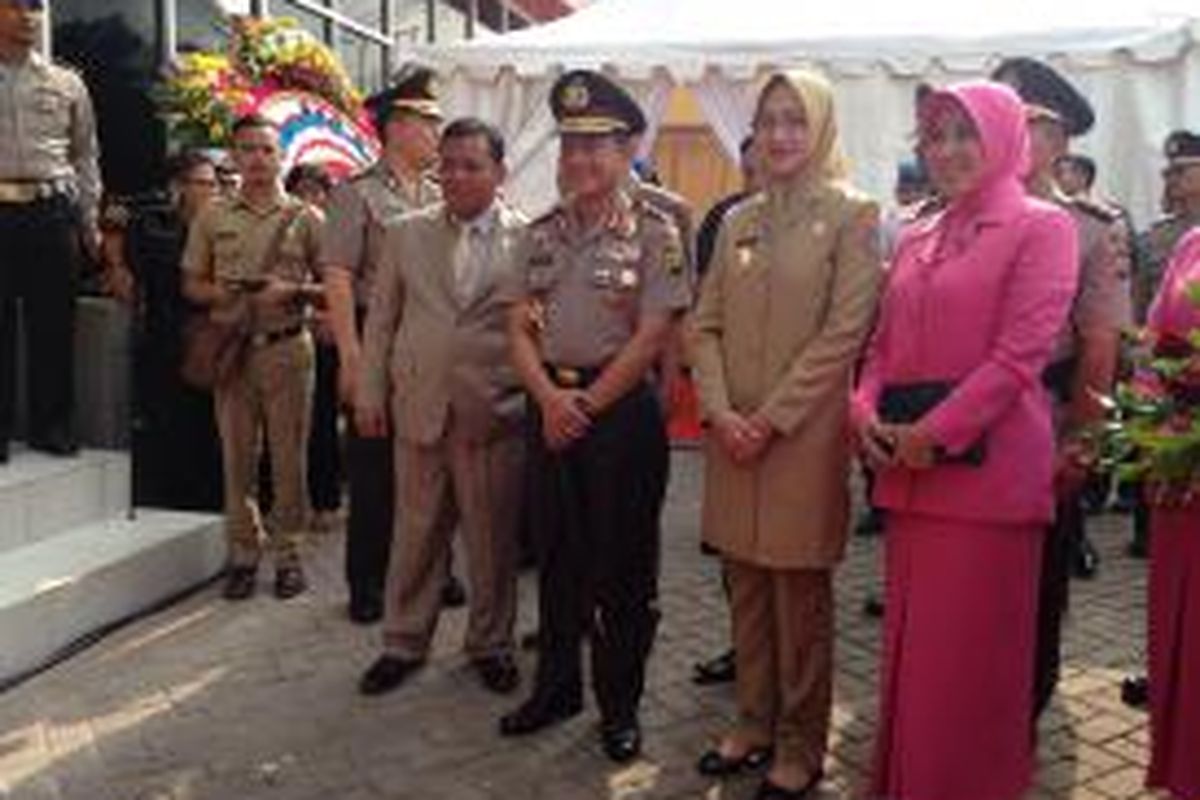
top-left (355, 118), bottom-right (526, 696)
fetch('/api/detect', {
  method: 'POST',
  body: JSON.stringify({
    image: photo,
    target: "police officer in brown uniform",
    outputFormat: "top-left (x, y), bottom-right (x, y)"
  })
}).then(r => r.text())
top-left (321, 65), bottom-right (463, 622)
top-left (497, 71), bottom-right (691, 763)
top-left (0, 0), bottom-right (101, 462)
top-left (182, 115), bottom-right (324, 601)
top-left (1135, 131), bottom-right (1200, 323)
top-left (993, 58), bottom-right (1130, 720)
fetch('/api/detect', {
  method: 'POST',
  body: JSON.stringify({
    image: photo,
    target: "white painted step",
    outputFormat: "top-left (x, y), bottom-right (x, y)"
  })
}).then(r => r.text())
top-left (0, 449), bottom-right (130, 555)
top-left (0, 509), bottom-right (225, 684)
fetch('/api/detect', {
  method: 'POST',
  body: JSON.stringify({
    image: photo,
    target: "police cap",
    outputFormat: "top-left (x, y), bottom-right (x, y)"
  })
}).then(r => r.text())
top-left (365, 63), bottom-right (443, 128)
top-left (991, 57), bottom-right (1094, 137)
top-left (550, 70), bottom-right (646, 137)
top-left (1164, 130), bottom-right (1200, 164)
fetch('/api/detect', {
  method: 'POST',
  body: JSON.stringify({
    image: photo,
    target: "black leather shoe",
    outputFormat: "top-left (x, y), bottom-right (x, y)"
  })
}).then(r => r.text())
top-left (359, 655), bottom-right (423, 696)
top-left (474, 654), bottom-right (520, 694)
top-left (1071, 537), bottom-right (1099, 580)
top-left (520, 630), bottom-right (540, 651)
top-left (498, 694), bottom-right (582, 736)
top-left (0, 440), bottom-right (9, 464)
top-left (697, 745), bottom-right (773, 776)
top-left (855, 508), bottom-right (885, 537)
top-left (441, 575), bottom-right (467, 608)
top-left (28, 429), bottom-right (79, 457)
top-left (755, 770), bottom-right (823, 799)
top-left (274, 565), bottom-right (308, 599)
top-left (692, 649), bottom-right (736, 685)
top-left (1125, 537), bottom-right (1148, 560)
top-left (862, 595), bottom-right (885, 618)
top-left (349, 598), bottom-right (384, 625)
top-left (1121, 674), bottom-right (1149, 709)
top-left (601, 722), bottom-right (642, 763)
top-left (222, 566), bottom-right (258, 601)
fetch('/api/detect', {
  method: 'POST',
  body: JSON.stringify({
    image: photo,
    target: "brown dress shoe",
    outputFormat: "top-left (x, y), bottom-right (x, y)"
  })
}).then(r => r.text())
top-left (222, 566), bottom-right (258, 601)
top-left (274, 565), bottom-right (307, 600)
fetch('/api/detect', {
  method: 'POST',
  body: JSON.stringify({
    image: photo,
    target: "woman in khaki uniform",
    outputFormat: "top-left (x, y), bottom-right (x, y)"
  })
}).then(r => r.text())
top-left (689, 69), bottom-right (881, 799)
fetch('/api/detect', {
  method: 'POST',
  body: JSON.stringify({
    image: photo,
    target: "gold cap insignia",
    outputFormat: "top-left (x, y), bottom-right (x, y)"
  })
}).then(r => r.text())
top-left (561, 81), bottom-right (590, 112)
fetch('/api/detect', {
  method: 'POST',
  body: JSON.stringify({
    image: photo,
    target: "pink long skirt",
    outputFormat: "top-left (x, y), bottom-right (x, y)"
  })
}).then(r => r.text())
top-left (1147, 507), bottom-right (1200, 799)
top-left (869, 513), bottom-right (1042, 800)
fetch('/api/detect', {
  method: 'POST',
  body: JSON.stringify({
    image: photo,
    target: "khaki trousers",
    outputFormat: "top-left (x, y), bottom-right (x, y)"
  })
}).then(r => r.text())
top-left (213, 333), bottom-right (314, 568)
top-left (726, 559), bottom-right (833, 773)
top-left (383, 417), bottom-right (522, 660)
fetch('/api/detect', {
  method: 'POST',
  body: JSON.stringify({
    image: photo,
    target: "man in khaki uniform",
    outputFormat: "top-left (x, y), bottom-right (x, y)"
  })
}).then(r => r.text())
top-left (182, 115), bottom-right (324, 601)
top-left (498, 71), bottom-right (690, 763)
top-left (321, 65), bottom-right (466, 623)
top-left (0, 0), bottom-right (101, 461)
top-left (995, 58), bottom-right (1129, 721)
top-left (355, 118), bottom-right (526, 697)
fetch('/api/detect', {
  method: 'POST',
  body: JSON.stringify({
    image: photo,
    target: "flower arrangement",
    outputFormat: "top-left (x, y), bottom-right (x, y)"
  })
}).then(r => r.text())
top-left (230, 16), bottom-right (362, 116)
top-left (158, 15), bottom-right (364, 149)
top-left (1099, 280), bottom-right (1200, 492)
top-left (156, 51), bottom-right (253, 149)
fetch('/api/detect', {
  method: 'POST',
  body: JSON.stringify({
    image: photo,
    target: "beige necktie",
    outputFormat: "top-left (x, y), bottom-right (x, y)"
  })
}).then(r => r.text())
top-left (453, 224), bottom-right (486, 303)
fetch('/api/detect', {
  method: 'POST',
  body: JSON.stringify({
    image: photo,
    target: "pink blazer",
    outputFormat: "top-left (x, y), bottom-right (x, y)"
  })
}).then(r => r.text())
top-left (853, 183), bottom-right (1079, 525)
top-left (1148, 228), bottom-right (1200, 336)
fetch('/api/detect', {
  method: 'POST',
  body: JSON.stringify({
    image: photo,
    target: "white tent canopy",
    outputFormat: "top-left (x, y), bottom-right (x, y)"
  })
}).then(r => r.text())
top-left (408, 0), bottom-right (1200, 221)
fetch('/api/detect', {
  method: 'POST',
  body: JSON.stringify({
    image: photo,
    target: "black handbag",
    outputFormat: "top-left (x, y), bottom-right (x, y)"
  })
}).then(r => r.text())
top-left (877, 381), bottom-right (987, 466)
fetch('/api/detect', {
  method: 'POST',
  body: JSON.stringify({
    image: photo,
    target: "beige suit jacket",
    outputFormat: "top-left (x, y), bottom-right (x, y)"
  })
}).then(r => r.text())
top-left (360, 201), bottom-right (526, 446)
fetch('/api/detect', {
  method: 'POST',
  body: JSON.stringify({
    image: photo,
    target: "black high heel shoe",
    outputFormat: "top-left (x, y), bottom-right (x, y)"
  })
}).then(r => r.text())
top-left (696, 745), bottom-right (773, 776)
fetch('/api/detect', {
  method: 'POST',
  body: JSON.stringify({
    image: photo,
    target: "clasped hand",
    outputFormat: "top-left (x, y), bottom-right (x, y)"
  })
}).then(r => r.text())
top-left (858, 418), bottom-right (936, 470)
top-left (541, 388), bottom-right (593, 451)
top-left (712, 411), bottom-right (774, 464)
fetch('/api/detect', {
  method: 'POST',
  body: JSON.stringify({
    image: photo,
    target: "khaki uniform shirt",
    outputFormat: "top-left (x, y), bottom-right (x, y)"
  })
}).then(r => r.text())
top-left (1135, 213), bottom-right (1200, 323)
top-left (319, 160), bottom-right (440, 306)
top-left (181, 192), bottom-right (324, 333)
top-left (508, 191), bottom-right (691, 368)
top-left (1050, 197), bottom-right (1131, 364)
top-left (0, 52), bottom-right (101, 228)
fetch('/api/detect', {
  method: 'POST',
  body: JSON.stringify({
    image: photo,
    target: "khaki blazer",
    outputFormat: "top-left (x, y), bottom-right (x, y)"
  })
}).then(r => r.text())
top-left (689, 181), bottom-right (881, 569)
top-left (360, 202), bottom-right (526, 446)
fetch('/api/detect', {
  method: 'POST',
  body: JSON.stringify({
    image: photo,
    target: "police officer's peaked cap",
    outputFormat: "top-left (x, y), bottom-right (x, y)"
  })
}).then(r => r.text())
top-left (1164, 130), bottom-right (1200, 163)
top-left (365, 63), bottom-right (443, 124)
top-left (550, 70), bottom-right (646, 137)
top-left (991, 57), bottom-right (1094, 137)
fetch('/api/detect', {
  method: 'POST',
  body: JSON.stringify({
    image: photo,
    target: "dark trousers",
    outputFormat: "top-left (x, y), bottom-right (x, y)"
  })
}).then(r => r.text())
top-left (0, 196), bottom-right (79, 446)
top-left (345, 424), bottom-right (394, 608)
top-left (307, 340), bottom-right (342, 511)
top-left (529, 381), bottom-right (668, 727)
top-left (1034, 491), bottom-right (1082, 719)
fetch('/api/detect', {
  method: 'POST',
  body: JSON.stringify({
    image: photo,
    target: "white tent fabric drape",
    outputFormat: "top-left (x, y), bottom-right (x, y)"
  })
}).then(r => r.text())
top-left (407, 0), bottom-right (1200, 222)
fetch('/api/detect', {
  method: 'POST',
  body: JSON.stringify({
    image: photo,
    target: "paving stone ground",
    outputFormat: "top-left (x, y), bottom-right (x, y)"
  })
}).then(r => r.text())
top-left (0, 452), bottom-right (1161, 800)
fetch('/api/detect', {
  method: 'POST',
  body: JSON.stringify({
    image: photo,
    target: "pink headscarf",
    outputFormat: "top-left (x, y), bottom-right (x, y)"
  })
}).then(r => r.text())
top-left (918, 80), bottom-right (1030, 212)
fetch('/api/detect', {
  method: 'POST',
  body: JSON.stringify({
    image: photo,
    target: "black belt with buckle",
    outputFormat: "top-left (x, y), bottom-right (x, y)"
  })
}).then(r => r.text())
top-left (544, 363), bottom-right (604, 388)
top-left (249, 325), bottom-right (304, 348)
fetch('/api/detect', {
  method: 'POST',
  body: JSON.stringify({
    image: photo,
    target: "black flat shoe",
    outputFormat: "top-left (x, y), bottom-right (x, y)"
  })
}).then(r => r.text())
top-left (474, 654), bottom-right (520, 694)
top-left (1070, 538), bottom-right (1099, 580)
top-left (692, 649), bottom-right (736, 685)
top-left (498, 694), bottom-right (582, 736)
top-left (28, 429), bottom-right (79, 457)
top-left (1121, 674), bottom-right (1149, 709)
top-left (755, 770), bottom-right (823, 799)
top-left (274, 565), bottom-right (308, 599)
top-left (601, 723), bottom-right (641, 763)
top-left (222, 566), bottom-right (258, 601)
top-left (697, 745), bottom-right (773, 776)
top-left (358, 655), bottom-right (423, 696)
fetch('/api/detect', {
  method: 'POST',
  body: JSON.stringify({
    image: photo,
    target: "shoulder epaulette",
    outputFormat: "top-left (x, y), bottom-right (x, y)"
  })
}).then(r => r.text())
top-left (1070, 197), bottom-right (1119, 224)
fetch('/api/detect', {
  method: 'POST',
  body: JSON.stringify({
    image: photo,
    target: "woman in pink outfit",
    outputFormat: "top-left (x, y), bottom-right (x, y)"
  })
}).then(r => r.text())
top-left (851, 81), bottom-right (1078, 800)
top-left (1143, 228), bottom-right (1200, 800)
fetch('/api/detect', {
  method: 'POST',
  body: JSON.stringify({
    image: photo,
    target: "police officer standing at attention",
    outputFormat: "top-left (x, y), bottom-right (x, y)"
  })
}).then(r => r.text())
top-left (993, 58), bottom-right (1129, 721)
top-left (1134, 131), bottom-right (1200, 325)
top-left (321, 65), bottom-right (464, 623)
top-left (498, 70), bottom-right (690, 763)
top-left (0, 0), bottom-right (101, 462)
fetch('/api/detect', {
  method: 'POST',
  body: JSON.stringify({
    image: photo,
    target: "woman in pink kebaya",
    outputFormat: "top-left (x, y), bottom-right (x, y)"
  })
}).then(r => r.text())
top-left (852, 81), bottom-right (1078, 800)
top-left (1142, 228), bottom-right (1200, 800)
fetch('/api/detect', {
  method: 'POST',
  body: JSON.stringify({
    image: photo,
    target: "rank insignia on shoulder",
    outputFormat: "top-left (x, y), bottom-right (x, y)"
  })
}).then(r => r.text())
top-left (664, 239), bottom-right (684, 274)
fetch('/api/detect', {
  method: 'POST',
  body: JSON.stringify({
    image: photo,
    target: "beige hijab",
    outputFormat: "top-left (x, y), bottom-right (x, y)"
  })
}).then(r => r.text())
top-left (753, 69), bottom-right (850, 185)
